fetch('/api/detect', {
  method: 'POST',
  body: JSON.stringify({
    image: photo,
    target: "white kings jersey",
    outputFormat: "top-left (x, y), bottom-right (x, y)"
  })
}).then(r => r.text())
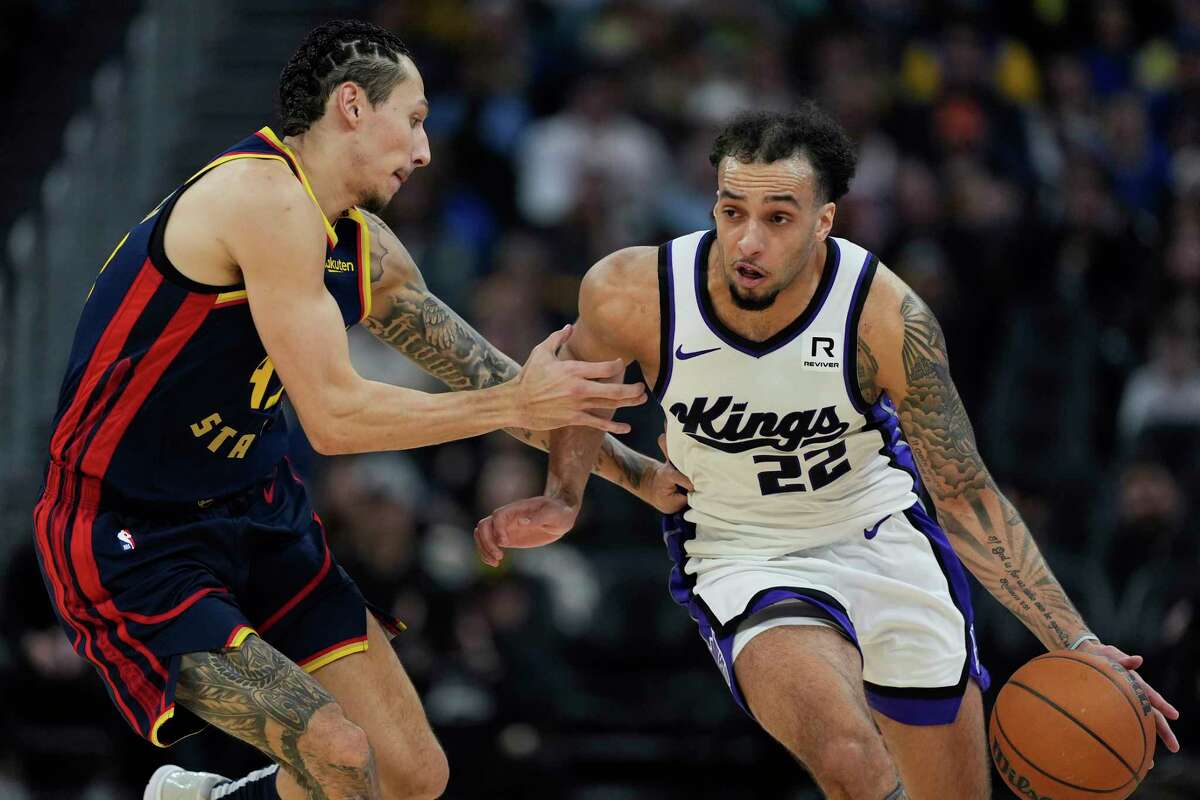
top-left (654, 230), bottom-right (923, 559)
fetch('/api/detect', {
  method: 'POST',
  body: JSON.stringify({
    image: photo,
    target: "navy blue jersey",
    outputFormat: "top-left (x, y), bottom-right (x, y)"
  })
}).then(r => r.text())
top-left (46, 127), bottom-right (371, 504)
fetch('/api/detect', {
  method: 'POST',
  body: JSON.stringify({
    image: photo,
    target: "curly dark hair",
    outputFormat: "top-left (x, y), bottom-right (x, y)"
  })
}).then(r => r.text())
top-left (709, 103), bottom-right (858, 203)
top-left (278, 20), bottom-right (413, 136)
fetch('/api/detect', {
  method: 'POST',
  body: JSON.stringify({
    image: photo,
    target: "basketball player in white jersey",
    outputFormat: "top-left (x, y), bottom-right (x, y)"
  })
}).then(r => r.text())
top-left (473, 106), bottom-right (1181, 798)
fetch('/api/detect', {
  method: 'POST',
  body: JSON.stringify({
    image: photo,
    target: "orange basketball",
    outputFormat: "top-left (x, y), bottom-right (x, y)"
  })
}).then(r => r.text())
top-left (989, 650), bottom-right (1156, 799)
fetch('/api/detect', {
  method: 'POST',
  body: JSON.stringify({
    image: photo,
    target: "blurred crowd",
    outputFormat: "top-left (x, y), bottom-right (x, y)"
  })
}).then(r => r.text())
top-left (4, 0), bottom-right (1200, 797)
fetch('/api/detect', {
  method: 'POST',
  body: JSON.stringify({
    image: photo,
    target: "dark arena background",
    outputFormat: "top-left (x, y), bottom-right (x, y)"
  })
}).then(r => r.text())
top-left (1, 1), bottom-right (1199, 797)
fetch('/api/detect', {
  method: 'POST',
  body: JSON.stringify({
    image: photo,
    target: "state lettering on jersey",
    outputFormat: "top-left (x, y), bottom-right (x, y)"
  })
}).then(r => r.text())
top-left (799, 331), bottom-right (842, 371)
top-left (667, 395), bottom-right (849, 453)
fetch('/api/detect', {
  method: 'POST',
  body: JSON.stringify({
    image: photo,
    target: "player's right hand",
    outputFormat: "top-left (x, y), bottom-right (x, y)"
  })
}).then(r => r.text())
top-left (474, 495), bottom-right (579, 567)
top-left (510, 325), bottom-right (646, 433)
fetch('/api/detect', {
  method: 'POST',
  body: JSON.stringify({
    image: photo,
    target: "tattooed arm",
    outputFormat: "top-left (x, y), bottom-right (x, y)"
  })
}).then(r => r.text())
top-left (359, 211), bottom-right (683, 512)
top-left (858, 264), bottom-right (1181, 751)
top-left (857, 265), bottom-right (1088, 651)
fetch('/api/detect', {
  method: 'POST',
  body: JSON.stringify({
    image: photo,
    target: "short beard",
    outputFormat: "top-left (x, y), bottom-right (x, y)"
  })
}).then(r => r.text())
top-left (360, 191), bottom-right (392, 215)
top-left (728, 282), bottom-right (781, 311)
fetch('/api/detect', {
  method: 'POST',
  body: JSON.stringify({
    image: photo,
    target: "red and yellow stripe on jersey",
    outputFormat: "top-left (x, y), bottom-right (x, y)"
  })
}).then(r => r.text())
top-left (45, 127), bottom-right (372, 506)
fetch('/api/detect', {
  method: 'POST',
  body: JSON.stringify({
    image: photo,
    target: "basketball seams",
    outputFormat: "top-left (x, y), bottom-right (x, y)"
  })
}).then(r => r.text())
top-left (1034, 654), bottom-right (1150, 771)
top-left (993, 707), bottom-right (1133, 795)
top-left (1007, 679), bottom-right (1139, 785)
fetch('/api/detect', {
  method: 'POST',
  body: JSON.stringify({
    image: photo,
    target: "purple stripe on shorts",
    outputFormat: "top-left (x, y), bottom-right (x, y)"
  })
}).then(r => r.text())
top-left (864, 688), bottom-right (967, 726)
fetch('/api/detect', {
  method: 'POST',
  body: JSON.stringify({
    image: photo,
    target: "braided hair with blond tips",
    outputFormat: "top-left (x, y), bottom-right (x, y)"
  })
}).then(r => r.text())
top-left (278, 19), bottom-right (412, 136)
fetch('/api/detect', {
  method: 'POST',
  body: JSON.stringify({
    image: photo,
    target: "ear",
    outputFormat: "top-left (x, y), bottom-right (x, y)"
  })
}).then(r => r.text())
top-left (330, 81), bottom-right (366, 129)
top-left (814, 201), bottom-right (836, 240)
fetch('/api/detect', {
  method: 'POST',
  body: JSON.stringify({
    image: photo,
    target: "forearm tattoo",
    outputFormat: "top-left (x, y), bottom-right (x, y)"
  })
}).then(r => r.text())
top-left (359, 211), bottom-right (654, 496)
top-left (883, 783), bottom-right (910, 800)
top-left (176, 636), bottom-right (378, 800)
top-left (887, 293), bottom-right (1085, 650)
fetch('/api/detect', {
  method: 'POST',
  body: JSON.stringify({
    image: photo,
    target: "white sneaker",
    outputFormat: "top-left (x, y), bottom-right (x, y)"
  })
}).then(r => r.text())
top-left (144, 765), bottom-right (229, 800)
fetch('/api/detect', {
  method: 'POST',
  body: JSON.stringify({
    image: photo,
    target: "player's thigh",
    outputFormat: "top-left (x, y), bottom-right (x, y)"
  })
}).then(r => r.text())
top-left (175, 633), bottom-right (369, 779)
top-left (872, 681), bottom-right (990, 800)
top-left (734, 624), bottom-right (890, 767)
top-left (307, 612), bottom-right (448, 797)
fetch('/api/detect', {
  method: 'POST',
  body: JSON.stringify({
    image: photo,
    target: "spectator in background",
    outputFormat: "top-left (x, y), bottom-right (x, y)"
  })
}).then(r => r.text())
top-left (516, 74), bottom-right (671, 260)
top-left (1082, 457), bottom-right (1192, 657)
top-left (1117, 307), bottom-right (1200, 445)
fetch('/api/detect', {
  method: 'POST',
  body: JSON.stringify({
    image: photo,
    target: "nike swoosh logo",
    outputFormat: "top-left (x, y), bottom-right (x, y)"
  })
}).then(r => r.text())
top-left (676, 345), bottom-right (721, 360)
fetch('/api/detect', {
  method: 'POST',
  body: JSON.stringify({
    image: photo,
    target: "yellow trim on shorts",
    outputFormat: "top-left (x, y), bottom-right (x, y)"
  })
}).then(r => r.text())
top-left (149, 704), bottom-right (175, 748)
top-left (227, 624), bottom-right (256, 649)
top-left (302, 640), bottom-right (369, 674)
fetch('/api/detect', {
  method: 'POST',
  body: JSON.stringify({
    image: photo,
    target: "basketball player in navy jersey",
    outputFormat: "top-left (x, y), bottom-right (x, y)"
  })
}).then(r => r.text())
top-left (34, 20), bottom-right (690, 800)
top-left (475, 107), bottom-right (1181, 798)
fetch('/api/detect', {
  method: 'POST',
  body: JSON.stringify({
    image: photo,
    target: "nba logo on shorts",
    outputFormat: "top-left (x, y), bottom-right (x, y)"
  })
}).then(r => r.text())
top-left (116, 529), bottom-right (136, 551)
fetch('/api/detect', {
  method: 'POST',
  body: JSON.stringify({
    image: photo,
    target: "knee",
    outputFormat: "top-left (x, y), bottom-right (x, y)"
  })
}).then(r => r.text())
top-left (809, 733), bottom-right (893, 793)
top-left (301, 704), bottom-right (375, 777)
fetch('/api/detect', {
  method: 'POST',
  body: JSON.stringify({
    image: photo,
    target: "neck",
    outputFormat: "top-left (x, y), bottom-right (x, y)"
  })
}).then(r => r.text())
top-left (282, 129), bottom-right (355, 221)
top-left (708, 239), bottom-right (828, 341)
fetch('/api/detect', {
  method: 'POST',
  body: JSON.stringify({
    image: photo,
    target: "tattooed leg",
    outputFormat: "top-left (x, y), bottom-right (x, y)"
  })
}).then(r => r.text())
top-left (176, 635), bottom-right (380, 800)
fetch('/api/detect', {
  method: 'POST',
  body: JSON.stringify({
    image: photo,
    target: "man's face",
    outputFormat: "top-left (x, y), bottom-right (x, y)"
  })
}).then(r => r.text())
top-left (351, 58), bottom-right (431, 213)
top-left (712, 155), bottom-right (832, 311)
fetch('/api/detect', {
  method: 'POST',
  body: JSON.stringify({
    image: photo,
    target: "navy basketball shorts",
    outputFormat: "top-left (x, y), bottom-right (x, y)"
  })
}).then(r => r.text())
top-left (663, 503), bottom-right (990, 726)
top-left (32, 460), bottom-right (403, 747)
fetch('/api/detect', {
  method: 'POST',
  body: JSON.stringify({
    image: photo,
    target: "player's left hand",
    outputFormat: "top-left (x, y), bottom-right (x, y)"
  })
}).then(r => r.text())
top-left (641, 434), bottom-right (693, 514)
top-left (474, 495), bottom-right (578, 568)
top-left (1075, 640), bottom-right (1181, 754)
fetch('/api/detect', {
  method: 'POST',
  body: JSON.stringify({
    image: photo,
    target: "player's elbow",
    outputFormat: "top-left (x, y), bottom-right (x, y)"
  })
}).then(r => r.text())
top-left (296, 394), bottom-right (360, 456)
top-left (307, 425), bottom-right (349, 456)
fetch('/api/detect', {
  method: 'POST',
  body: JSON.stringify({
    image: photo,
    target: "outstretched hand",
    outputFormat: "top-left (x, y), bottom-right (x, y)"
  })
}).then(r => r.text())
top-left (511, 325), bottom-right (646, 434)
top-left (1075, 640), bottom-right (1180, 754)
top-left (474, 495), bottom-right (579, 568)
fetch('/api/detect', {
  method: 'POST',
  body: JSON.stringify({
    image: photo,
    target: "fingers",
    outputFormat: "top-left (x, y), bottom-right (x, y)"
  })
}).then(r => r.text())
top-left (535, 324), bottom-right (573, 357)
top-left (1134, 671), bottom-right (1180, 720)
top-left (574, 411), bottom-right (632, 434)
top-left (473, 517), bottom-right (504, 567)
top-left (1126, 667), bottom-right (1181, 752)
top-left (657, 433), bottom-right (669, 459)
top-left (579, 378), bottom-right (647, 406)
top-left (1153, 708), bottom-right (1181, 752)
top-left (666, 464), bottom-right (694, 492)
top-left (571, 357), bottom-right (626, 380)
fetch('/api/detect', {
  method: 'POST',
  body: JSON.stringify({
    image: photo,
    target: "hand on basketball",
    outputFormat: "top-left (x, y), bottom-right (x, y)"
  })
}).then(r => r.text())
top-left (510, 325), bottom-right (646, 434)
top-left (474, 495), bottom-right (578, 567)
top-left (642, 433), bottom-right (693, 514)
top-left (1076, 640), bottom-right (1180, 753)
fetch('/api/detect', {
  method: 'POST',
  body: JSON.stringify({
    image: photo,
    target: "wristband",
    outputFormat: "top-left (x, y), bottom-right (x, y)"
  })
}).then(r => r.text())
top-left (1068, 633), bottom-right (1100, 651)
